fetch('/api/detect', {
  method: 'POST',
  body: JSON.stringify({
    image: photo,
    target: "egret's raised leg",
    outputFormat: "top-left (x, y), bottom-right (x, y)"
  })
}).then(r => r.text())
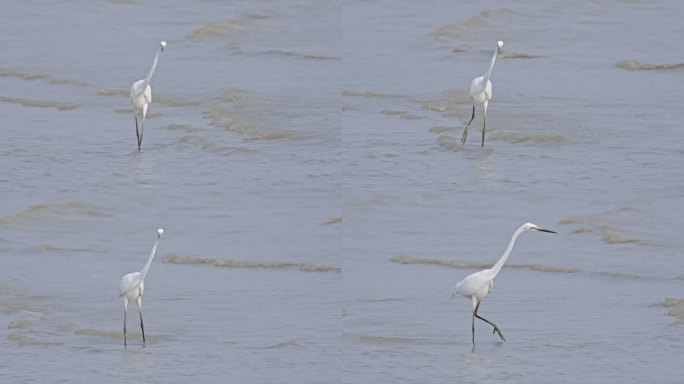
top-left (462, 105), bottom-right (476, 145)
top-left (137, 297), bottom-right (145, 346)
top-left (474, 301), bottom-right (506, 342)
top-left (123, 299), bottom-right (128, 347)
top-left (481, 100), bottom-right (488, 147)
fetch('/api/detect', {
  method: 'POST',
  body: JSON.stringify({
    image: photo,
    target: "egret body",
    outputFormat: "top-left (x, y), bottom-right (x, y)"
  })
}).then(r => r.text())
top-left (461, 41), bottom-right (503, 147)
top-left (119, 228), bottom-right (164, 347)
top-left (129, 41), bottom-right (166, 151)
top-left (453, 223), bottom-right (555, 344)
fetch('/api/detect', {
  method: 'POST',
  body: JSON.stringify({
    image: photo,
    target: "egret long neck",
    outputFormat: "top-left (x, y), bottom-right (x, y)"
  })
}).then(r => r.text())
top-left (140, 236), bottom-right (161, 281)
top-left (142, 47), bottom-right (162, 91)
top-left (483, 47), bottom-right (499, 83)
top-left (490, 225), bottom-right (526, 277)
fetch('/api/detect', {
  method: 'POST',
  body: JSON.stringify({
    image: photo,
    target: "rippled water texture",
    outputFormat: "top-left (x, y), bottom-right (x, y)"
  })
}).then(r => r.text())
top-left (2, 0), bottom-right (683, 383)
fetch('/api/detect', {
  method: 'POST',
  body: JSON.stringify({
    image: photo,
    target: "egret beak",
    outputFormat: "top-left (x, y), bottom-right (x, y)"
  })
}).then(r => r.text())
top-left (535, 227), bottom-right (556, 234)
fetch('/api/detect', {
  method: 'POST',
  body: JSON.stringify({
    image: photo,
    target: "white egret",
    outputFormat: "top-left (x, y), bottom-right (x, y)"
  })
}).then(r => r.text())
top-left (461, 41), bottom-right (503, 147)
top-left (129, 41), bottom-right (166, 151)
top-left (119, 228), bottom-right (164, 347)
top-left (453, 223), bottom-right (555, 344)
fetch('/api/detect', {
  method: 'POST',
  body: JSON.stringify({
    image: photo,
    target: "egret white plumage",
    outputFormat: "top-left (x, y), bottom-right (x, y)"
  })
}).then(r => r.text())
top-left (119, 228), bottom-right (164, 347)
top-left (453, 223), bottom-right (555, 344)
top-left (461, 41), bottom-right (503, 147)
top-left (129, 41), bottom-right (166, 151)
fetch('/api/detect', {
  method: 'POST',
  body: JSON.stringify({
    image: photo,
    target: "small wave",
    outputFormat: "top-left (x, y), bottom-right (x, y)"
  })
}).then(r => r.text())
top-left (0, 202), bottom-right (111, 226)
top-left (0, 96), bottom-right (78, 111)
top-left (245, 49), bottom-right (338, 61)
top-left (661, 298), bottom-right (684, 324)
top-left (298, 263), bottom-right (342, 273)
top-left (259, 340), bottom-right (304, 349)
top-left (559, 214), bottom-right (649, 246)
top-left (601, 233), bottom-right (644, 244)
top-left (431, 9), bottom-right (523, 37)
top-left (380, 109), bottom-right (425, 120)
top-left (358, 297), bottom-right (405, 303)
top-left (74, 329), bottom-right (121, 339)
top-left (155, 95), bottom-right (201, 108)
top-left (436, 134), bottom-right (467, 152)
top-left (166, 123), bottom-right (198, 133)
top-left (569, 227), bottom-right (593, 235)
top-left (178, 135), bottom-right (258, 154)
top-left (163, 254), bottom-right (340, 272)
top-left (391, 254), bottom-right (490, 269)
top-left (423, 92), bottom-right (471, 115)
top-left (522, 264), bottom-right (581, 273)
top-left (390, 254), bottom-right (580, 273)
top-left (8, 333), bottom-right (63, 347)
top-left (500, 52), bottom-right (541, 60)
top-left (321, 216), bottom-right (342, 225)
top-left (177, 135), bottom-right (252, 153)
top-left (185, 14), bottom-right (270, 40)
top-left (204, 106), bottom-right (295, 140)
top-left (96, 88), bottom-right (128, 97)
top-left (186, 20), bottom-right (249, 40)
top-left (488, 131), bottom-right (564, 144)
top-left (342, 90), bottom-right (408, 99)
top-left (38, 244), bottom-right (95, 253)
top-left (213, 259), bottom-right (298, 269)
top-left (428, 126), bottom-right (456, 134)
top-left (163, 254), bottom-right (216, 265)
top-left (598, 271), bottom-right (643, 280)
top-left (353, 333), bottom-right (453, 346)
top-left (8, 320), bottom-right (31, 329)
top-left (356, 334), bottom-right (421, 344)
top-left (615, 60), bottom-right (684, 71)
top-left (216, 88), bottom-right (251, 106)
top-left (2, 301), bottom-right (48, 315)
top-left (0, 68), bottom-right (91, 87)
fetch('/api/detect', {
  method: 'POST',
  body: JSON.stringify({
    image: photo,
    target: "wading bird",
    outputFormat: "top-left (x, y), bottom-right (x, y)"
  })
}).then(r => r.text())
top-left (461, 41), bottom-right (503, 147)
top-left (119, 228), bottom-right (164, 347)
top-left (453, 223), bottom-right (555, 344)
top-left (130, 41), bottom-right (166, 151)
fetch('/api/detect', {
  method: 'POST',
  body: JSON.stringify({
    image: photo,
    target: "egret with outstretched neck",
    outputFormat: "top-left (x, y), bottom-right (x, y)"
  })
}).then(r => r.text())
top-left (462, 41), bottom-right (503, 147)
top-left (453, 223), bottom-right (555, 344)
top-left (130, 41), bottom-right (166, 151)
top-left (119, 228), bottom-right (164, 347)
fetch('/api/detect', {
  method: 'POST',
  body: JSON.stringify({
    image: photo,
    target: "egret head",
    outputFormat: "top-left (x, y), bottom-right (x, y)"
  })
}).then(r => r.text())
top-left (160, 41), bottom-right (167, 52)
top-left (523, 223), bottom-right (556, 234)
top-left (157, 228), bottom-right (164, 236)
top-left (497, 41), bottom-right (504, 53)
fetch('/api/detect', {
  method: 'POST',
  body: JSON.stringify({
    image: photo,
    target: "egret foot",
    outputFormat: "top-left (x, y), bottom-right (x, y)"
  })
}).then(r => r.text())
top-left (491, 325), bottom-right (506, 342)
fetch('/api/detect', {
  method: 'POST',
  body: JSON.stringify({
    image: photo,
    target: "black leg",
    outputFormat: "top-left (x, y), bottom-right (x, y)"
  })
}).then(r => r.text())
top-left (139, 120), bottom-right (144, 151)
top-left (139, 307), bottom-right (145, 346)
top-left (135, 117), bottom-right (141, 151)
top-left (123, 307), bottom-right (127, 347)
top-left (481, 114), bottom-right (486, 147)
top-left (472, 309), bottom-right (476, 344)
top-left (474, 303), bottom-right (506, 341)
top-left (462, 105), bottom-right (476, 145)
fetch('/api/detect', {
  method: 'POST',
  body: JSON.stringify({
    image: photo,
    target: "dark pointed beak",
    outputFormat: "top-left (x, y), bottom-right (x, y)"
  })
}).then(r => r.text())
top-left (537, 228), bottom-right (556, 234)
